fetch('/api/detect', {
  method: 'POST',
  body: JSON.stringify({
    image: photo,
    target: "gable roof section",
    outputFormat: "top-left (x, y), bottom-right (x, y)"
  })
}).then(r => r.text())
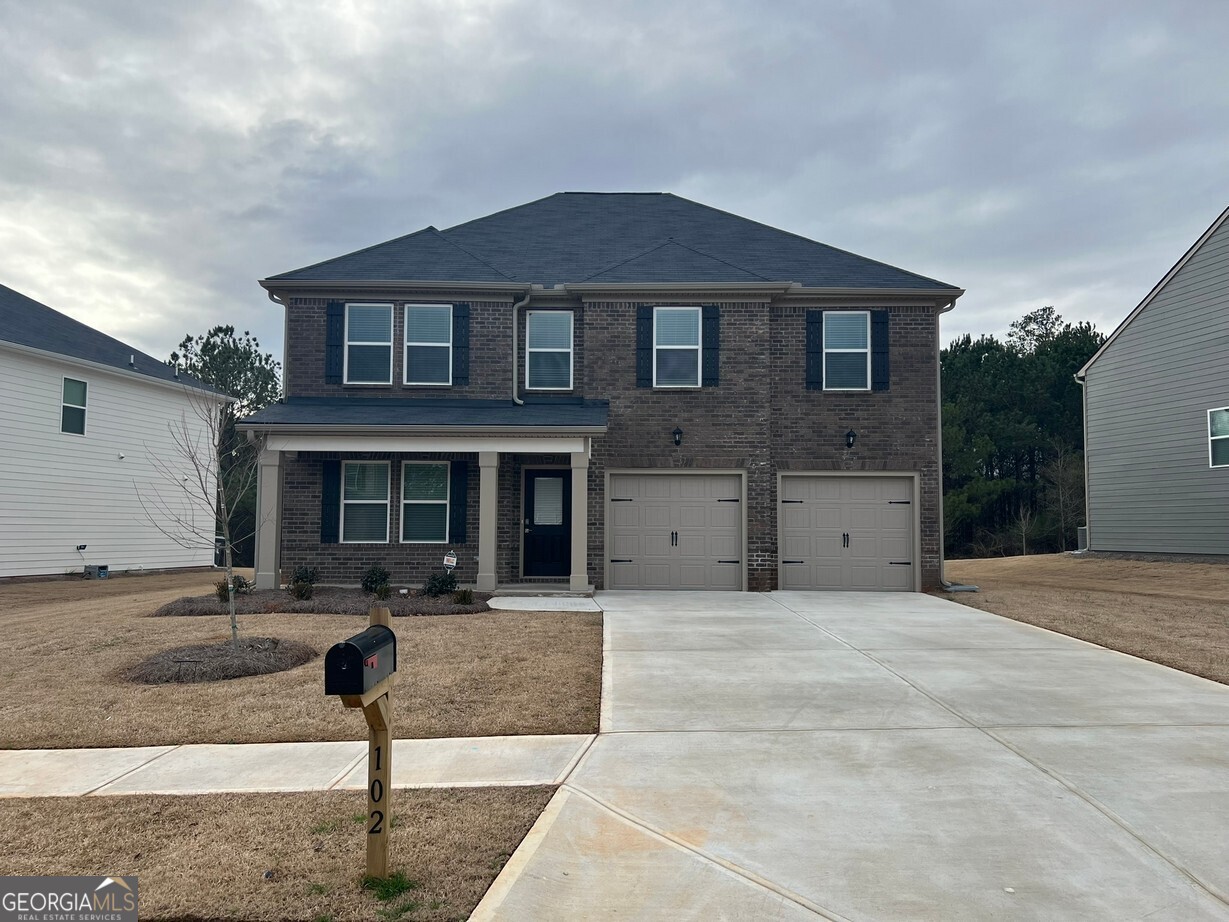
top-left (0, 283), bottom-right (219, 392)
top-left (267, 192), bottom-right (959, 292)
top-left (1078, 203), bottom-right (1229, 379)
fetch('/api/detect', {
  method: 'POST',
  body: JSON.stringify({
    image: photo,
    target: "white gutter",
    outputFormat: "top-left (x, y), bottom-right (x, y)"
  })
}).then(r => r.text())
top-left (510, 287), bottom-right (533, 406)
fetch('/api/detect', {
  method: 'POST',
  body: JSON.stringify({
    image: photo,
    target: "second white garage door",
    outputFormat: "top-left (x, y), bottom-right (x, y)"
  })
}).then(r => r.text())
top-left (779, 475), bottom-right (915, 590)
top-left (608, 473), bottom-right (742, 590)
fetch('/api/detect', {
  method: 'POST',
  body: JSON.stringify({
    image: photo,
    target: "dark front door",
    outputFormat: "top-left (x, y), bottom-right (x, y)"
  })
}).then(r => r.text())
top-left (524, 469), bottom-right (571, 577)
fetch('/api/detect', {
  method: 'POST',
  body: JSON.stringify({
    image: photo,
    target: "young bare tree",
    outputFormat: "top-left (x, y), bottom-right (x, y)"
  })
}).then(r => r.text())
top-left (1041, 441), bottom-right (1085, 551)
top-left (139, 386), bottom-right (258, 646)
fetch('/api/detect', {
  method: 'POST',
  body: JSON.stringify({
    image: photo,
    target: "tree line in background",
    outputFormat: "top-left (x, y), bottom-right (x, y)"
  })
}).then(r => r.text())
top-left (942, 306), bottom-right (1105, 558)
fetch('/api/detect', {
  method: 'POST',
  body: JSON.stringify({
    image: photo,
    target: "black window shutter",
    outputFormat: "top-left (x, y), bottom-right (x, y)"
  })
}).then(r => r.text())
top-left (701, 305), bottom-right (720, 386)
top-left (325, 302), bottom-right (344, 384)
top-left (452, 303), bottom-right (470, 386)
top-left (805, 310), bottom-right (823, 390)
top-left (635, 305), bottom-right (653, 387)
top-left (449, 460), bottom-right (468, 543)
top-left (320, 460), bottom-right (341, 543)
top-left (871, 309), bottom-right (890, 391)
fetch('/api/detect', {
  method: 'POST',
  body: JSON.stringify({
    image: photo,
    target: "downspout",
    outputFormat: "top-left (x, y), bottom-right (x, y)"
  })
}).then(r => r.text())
top-left (266, 289), bottom-right (289, 402)
top-left (935, 295), bottom-right (978, 592)
top-left (510, 287), bottom-right (532, 405)
top-left (1076, 369), bottom-right (1090, 551)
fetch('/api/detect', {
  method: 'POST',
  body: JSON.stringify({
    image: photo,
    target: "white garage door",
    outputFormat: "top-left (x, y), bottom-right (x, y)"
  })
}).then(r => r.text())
top-left (779, 475), bottom-right (914, 590)
top-left (608, 473), bottom-right (742, 590)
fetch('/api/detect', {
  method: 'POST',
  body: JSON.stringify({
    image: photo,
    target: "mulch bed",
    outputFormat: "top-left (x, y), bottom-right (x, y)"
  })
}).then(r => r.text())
top-left (125, 637), bottom-right (319, 684)
top-left (151, 586), bottom-right (491, 618)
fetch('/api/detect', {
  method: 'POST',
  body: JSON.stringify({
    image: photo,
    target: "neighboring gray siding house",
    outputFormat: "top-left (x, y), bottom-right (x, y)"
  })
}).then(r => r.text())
top-left (1077, 205), bottom-right (1229, 555)
top-left (240, 192), bottom-right (962, 592)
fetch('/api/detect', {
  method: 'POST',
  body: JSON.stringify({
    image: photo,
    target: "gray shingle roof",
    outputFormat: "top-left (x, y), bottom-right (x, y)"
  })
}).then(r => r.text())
top-left (241, 396), bottom-right (608, 430)
top-left (268, 192), bottom-right (957, 291)
top-left (0, 283), bottom-right (219, 392)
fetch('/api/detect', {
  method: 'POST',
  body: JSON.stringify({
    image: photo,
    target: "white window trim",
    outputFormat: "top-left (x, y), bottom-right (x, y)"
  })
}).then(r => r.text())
top-left (526, 310), bottom-right (574, 390)
top-left (822, 310), bottom-right (872, 392)
top-left (404, 303), bottom-right (453, 386)
top-left (401, 461), bottom-right (451, 544)
top-left (61, 376), bottom-right (87, 436)
top-left (1210, 407), bottom-right (1229, 469)
top-left (340, 461), bottom-right (390, 544)
top-left (343, 302), bottom-right (394, 385)
top-left (653, 305), bottom-right (702, 389)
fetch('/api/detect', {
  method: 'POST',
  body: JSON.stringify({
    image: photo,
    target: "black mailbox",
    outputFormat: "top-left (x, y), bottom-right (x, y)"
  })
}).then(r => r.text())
top-left (325, 625), bottom-right (397, 696)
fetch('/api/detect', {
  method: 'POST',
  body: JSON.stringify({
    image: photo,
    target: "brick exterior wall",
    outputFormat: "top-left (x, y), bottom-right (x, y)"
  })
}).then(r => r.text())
top-left (273, 290), bottom-right (944, 590)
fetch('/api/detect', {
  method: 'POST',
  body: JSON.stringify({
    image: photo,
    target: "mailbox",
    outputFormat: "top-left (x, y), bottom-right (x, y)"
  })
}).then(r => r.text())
top-left (324, 625), bottom-right (397, 696)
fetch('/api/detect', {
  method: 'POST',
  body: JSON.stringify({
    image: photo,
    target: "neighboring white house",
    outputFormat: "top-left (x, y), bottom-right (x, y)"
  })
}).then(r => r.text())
top-left (0, 283), bottom-right (230, 578)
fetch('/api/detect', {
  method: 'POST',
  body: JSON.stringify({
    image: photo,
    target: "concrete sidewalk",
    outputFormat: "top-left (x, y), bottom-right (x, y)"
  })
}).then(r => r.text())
top-left (472, 590), bottom-right (1229, 921)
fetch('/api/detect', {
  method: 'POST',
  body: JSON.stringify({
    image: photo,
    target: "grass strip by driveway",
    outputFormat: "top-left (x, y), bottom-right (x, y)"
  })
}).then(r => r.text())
top-left (0, 572), bottom-right (601, 749)
top-left (943, 554), bottom-right (1229, 685)
top-left (0, 786), bottom-right (554, 921)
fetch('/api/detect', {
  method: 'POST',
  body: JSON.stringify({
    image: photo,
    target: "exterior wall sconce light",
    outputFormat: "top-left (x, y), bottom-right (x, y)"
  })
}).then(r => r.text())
top-left (672, 427), bottom-right (684, 447)
top-left (845, 429), bottom-right (857, 449)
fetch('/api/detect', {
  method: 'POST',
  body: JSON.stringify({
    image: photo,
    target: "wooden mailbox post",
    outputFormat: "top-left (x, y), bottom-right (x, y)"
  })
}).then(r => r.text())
top-left (324, 606), bottom-right (397, 878)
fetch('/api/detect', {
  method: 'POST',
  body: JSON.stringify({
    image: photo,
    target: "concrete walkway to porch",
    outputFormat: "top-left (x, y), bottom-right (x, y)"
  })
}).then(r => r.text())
top-left (472, 589), bottom-right (1229, 921)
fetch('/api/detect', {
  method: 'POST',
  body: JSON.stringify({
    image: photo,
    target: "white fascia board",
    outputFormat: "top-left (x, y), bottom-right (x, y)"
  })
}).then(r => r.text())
top-left (267, 434), bottom-right (588, 454)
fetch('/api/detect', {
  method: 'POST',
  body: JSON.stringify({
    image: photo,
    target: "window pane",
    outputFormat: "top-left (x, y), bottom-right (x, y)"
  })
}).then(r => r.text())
top-left (825, 313), bottom-right (869, 349)
top-left (406, 345), bottom-right (450, 384)
top-left (403, 463), bottom-right (448, 501)
top-left (403, 504), bottom-right (447, 541)
top-left (63, 378), bottom-right (87, 406)
top-left (348, 305), bottom-right (391, 342)
top-left (655, 308), bottom-right (699, 346)
top-left (656, 349), bottom-right (699, 386)
top-left (406, 305), bottom-right (451, 344)
top-left (528, 351), bottom-right (571, 389)
top-left (825, 352), bottom-right (868, 389)
top-left (343, 504), bottom-right (388, 542)
top-left (348, 344), bottom-right (391, 382)
top-left (344, 464), bottom-right (388, 501)
top-left (533, 477), bottom-right (564, 525)
top-left (61, 406), bottom-right (85, 435)
top-left (1211, 409), bottom-right (1229, 439)
top-left (1213, 438), bottom-right (1229, 467)
top-left (527, 312), bottom-right (572, 349)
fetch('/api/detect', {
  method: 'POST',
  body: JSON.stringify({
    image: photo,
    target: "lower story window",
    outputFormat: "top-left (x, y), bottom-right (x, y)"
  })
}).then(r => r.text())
top-left (403, 462), bottom-right (450, 542)
top-left (1210, 407), bottom-right (1229, 468)
top-left (342, 462), bottom-right (389, 543)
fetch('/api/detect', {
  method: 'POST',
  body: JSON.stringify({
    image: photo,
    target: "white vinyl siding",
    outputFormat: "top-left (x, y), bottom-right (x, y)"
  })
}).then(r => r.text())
top-left (341, 462), bottom-right (390, 543)
top-left (401, 462), bottom-right (450, 542)
top-left (61, 377), bottom-right (87, 435)
top-left (344, 303), bottom-right (393, 384)
top-left (1211, 408), bottom-right (1229, 468)
top-left (526, 311), bottom-right (573, 390)
top-left (404, 304), bottom-right (452, 385)
top-left (0, 347), bottom-right (219, 577)
top-left (824, 312), bottom-right (871, 391)
top-left (653, 307), bottom-right (701, 388)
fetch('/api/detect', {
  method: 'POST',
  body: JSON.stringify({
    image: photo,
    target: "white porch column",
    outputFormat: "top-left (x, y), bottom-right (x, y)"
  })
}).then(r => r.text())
top-left (477, 451), bottom-right (499, 591)
top-left (569, 445), bottom-right (591, 591)
top-left (253, 448), bottom-right (282, 589)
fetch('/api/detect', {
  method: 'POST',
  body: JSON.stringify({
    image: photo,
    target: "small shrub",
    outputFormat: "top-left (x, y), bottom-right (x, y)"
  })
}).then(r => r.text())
top-left (233, 574), bottom-right (252, 595)
top-left (451, 588), bottom-right (474, 605)
top-left (361, 564), bottom-right (391, 593)
top-left (373, 583), bottom-right (392, 601)
top-left (215, 575), bottom-right (253, 602)
top-left (422, 570), bottom-right (458, 597)
top-left (291, 565), bottom-right (319, 586)
top-left (287, 580), bottom-right (314, 600)
top-left (215, 579), bottom-right (230, 603)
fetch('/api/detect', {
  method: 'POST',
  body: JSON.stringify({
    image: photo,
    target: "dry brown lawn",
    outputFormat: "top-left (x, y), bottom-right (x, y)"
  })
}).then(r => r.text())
top-left (0, 571), bottom-right (601, 749)
top-left (942, 554), bottom-right (1229, 684)
top-left (0, 786), bottom-right (553, 921)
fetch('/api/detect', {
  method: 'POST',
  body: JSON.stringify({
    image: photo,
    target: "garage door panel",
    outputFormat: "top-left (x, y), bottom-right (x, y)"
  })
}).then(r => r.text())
top-left (883, 507), bottom-right (911, 530)
top-left (610, 534), bottom-right (640, 556)
top-left (882, 565), bottom-right (912, 590)
top-left (710, 506), bottom-right (739, 528)
top-left (811, 563), bottom-right (844, 589)
top-left (709, 564), bottom-right (741, 590)
top-left (611, 505), bottom-right (640, 527)
top-left (782, 506), bottom-right (810, 529)
top-left (848, 507), bottom-right (880, 530)
top-left (813, 507), bottom-right (842, 528)
top-left (881, 536), bottom-right (909, 558)
top-left (678, 505), bottom-right (708, 528)
top-left (708, 534), bottom-right (739, 557)
top-left (644, 505), bottom-right (671, 528)
top-left (644, 533), bottom-right (672, 557)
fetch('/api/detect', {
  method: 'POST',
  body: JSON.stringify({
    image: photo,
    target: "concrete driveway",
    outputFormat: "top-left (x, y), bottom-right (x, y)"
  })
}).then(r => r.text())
top-left (473, 590), bottom-right (1229, 921)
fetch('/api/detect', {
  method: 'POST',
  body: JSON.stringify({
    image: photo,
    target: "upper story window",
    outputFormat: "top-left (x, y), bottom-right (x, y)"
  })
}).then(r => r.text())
top-left (823, 311), bottom-right (871, 391)
top-left (61, 377), bottom-right (87, 435)
top-left (341, 461), bottom-right (390, 543)
top-left (1210, 408), bottom-right (1229, 468)
top-left (405, 304), bottom-right (452, 385)
top-left (526, 311), bottom-right (573, 390)
top-left (344, 303), bottom-right (393, 384)
top-left (654, 306), bottom-right (702, 388)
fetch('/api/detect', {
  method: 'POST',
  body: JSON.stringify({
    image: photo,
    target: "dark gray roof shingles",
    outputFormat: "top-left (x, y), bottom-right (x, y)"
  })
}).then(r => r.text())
top-left (241, 396), bottom-right (609, 429)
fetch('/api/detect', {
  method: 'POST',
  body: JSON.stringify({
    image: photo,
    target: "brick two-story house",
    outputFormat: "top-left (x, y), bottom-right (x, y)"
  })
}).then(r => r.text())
top-left (239, 193), bottom-right (962, 592)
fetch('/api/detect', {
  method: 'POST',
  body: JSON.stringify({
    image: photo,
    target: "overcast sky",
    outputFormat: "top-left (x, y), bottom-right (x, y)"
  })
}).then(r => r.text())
top-left (2, 0), bottom-right (1226, 364)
